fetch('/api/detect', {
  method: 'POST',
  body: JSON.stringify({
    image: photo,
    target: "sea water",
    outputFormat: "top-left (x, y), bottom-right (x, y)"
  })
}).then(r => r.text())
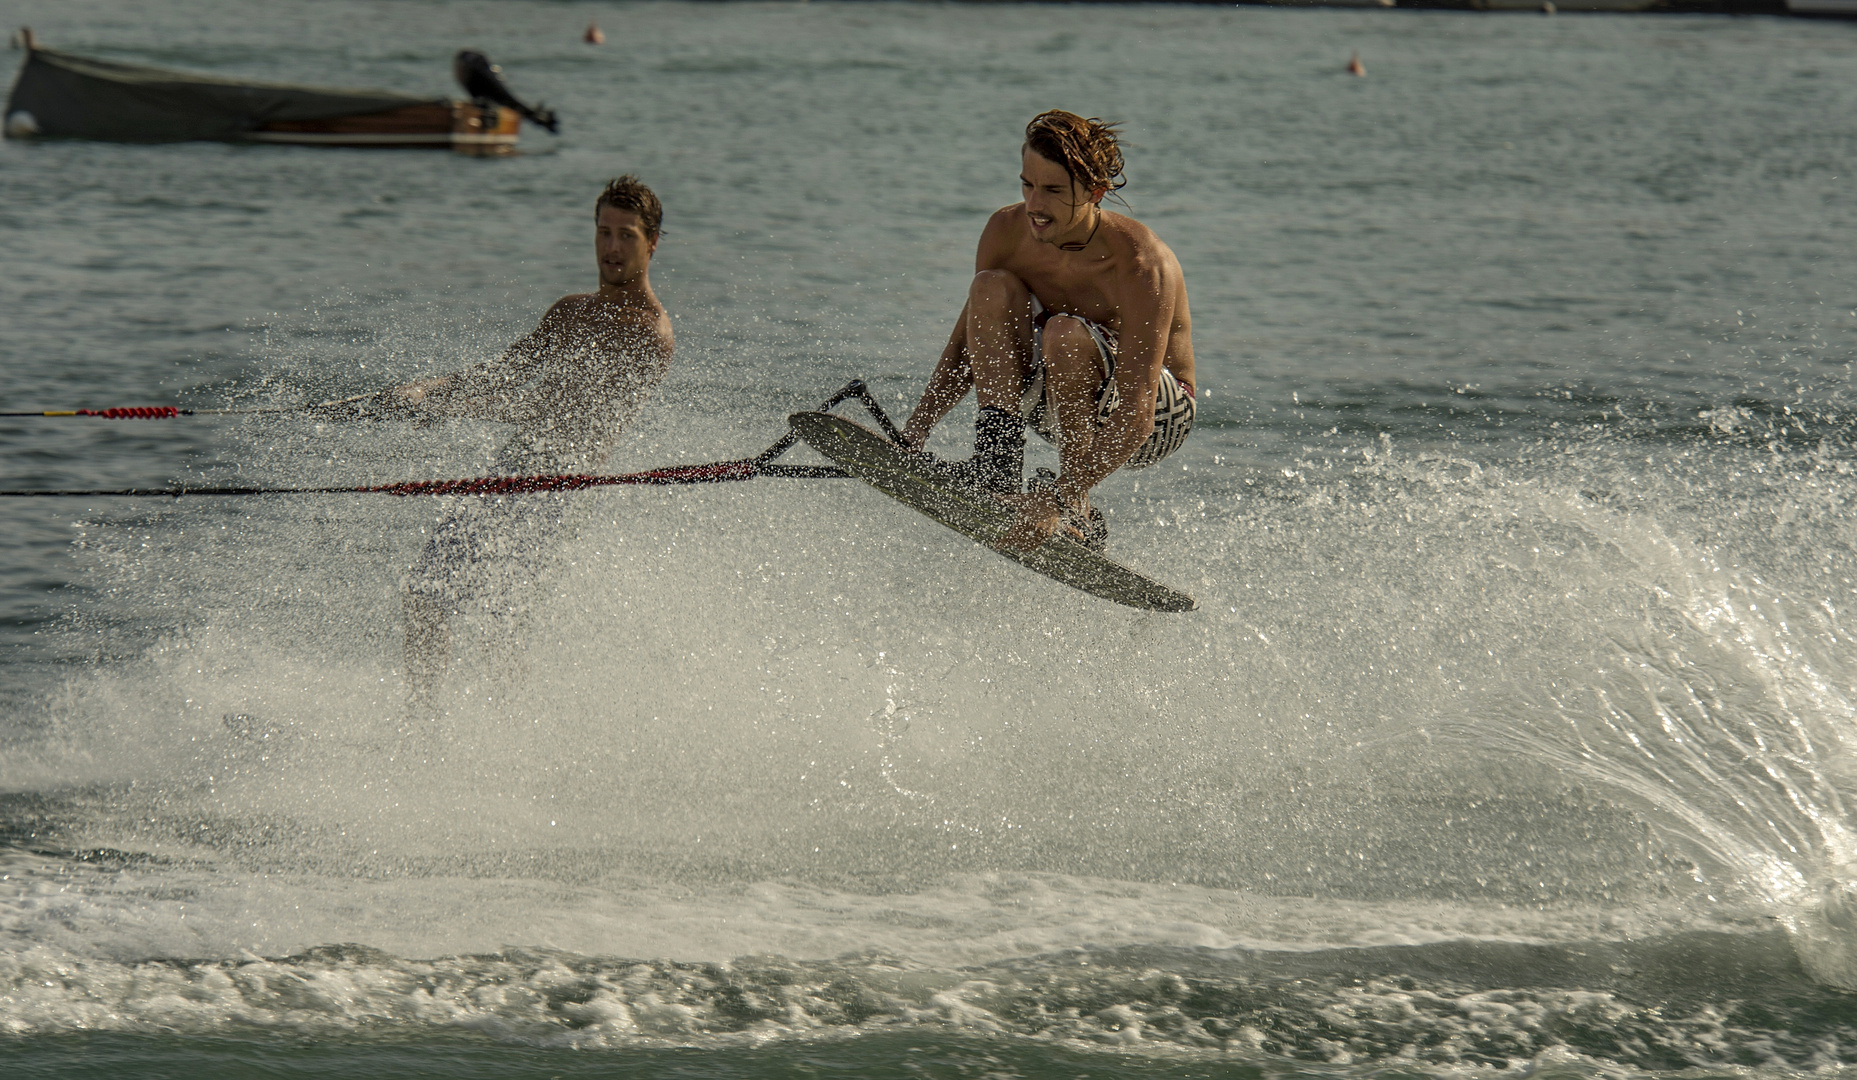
top-left (3, 1), bottom-right (1856, 1075)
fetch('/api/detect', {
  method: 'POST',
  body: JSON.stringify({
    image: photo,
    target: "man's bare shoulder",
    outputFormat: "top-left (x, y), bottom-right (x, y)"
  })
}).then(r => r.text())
top-left (1101, 211), bottom-right (1181, 275)
top-left (976, 205), bottom-right (1030, 265)
top-left (986, 204), bottom-right (1026, 232)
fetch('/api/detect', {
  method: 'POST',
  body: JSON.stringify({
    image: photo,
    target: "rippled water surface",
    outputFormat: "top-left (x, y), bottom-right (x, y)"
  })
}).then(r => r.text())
top-left (4, 1), bottom-right (1857, 1076)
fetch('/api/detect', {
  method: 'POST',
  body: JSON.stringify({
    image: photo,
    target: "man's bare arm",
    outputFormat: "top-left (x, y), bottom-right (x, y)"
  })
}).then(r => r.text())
top-left (1056, 257), bottom-right (1175, 503)
top-left (901, 209), bottom-right (1023, 450)
top-left (365, 304), bottom-right (565, 421)
top-left (900, 304), bottom-right (973, 450)
top-left (407, 313), bottom-right (559, 418)
top-left (995, 258), bottom-right (1174, 554)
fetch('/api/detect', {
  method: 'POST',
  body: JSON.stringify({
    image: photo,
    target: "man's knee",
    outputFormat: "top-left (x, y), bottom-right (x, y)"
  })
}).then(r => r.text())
top-left (968, 269), bottom-right (1030, 314)
top-left (1039, 316), bottom-right (1099, 375)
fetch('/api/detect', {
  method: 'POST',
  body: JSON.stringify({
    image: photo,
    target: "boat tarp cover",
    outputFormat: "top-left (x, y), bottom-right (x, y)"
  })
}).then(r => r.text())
top-left (4, 45), bottom-right (441, 142)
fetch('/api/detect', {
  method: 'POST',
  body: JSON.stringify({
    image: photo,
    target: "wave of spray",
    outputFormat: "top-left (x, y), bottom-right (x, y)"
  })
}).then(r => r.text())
top-left (1424, 429), bottom-right (1857, 986)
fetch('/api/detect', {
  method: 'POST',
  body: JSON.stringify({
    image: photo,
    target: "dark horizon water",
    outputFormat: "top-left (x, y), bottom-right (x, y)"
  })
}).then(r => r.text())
top-left (4, 1), bottom-right (1857, 1076)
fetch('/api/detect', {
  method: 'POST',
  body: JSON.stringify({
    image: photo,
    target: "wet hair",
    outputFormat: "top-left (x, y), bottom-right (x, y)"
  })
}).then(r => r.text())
top-left (1023, 110), bottom-right (1126, 200)
top-left (595, 175), bottom-right (662, 240)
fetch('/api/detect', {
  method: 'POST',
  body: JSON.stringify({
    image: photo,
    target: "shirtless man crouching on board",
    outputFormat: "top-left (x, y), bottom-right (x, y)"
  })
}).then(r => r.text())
top-left (901, 110), bottom-right (1196, 554)
top-left (330, 176), bottom-right (673, 714)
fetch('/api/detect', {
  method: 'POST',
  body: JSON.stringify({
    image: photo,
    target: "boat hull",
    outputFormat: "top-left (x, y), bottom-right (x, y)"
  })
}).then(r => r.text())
top-left (4, 38), bottom-right (521, 151)
top-left (250, 101), bottom-right (519, 153)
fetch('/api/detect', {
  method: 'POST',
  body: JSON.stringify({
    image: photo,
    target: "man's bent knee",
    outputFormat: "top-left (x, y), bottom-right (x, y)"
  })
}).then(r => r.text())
top-left (968, 269), bottom-right (1030, 312)
top-left (1039, 316), bottom-right (1100, 374)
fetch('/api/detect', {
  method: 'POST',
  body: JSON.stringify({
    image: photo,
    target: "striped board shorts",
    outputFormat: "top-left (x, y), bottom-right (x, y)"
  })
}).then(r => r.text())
top-left (404, 491), bottom-right (572, 615)
top-left (1020, 307), bottom-right (1194, 470)
top-left (403, 442), bottom-right (583, 616)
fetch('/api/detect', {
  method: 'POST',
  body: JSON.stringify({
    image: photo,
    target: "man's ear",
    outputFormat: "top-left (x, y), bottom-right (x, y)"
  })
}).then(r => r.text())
top-left (1090, 186), bottom-right (1108, 206)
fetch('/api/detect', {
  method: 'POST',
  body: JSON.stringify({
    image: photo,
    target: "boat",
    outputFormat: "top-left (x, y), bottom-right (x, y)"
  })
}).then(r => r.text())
top-left (3, 29), bottom-right (535, 153)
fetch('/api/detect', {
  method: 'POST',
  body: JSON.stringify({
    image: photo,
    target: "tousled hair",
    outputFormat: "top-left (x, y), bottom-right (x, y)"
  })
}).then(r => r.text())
top-left (595, 175), bottom-right (662, 240)
top-left (1024, 111), bottom-right (1126, 201)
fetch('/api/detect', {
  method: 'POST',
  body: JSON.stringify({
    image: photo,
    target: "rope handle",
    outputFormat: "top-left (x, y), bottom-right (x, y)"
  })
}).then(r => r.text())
top-left (77, 407), bottom-right (181, 419)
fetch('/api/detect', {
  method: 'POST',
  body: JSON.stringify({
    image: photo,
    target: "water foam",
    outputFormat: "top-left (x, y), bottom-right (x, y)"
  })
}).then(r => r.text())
top-left (10, 394), bottom-right (1857, 1027)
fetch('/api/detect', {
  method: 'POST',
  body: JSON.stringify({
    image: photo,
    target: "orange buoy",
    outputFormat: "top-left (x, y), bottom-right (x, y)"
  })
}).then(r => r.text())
top-left (1346, 51), bottom-right (1365, 77)
top-left (584, 21), bottom-right (605, 45)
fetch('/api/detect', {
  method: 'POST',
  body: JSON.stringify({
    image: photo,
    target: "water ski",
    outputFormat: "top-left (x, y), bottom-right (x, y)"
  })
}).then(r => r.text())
top-left (789, 411), bottom-right (1196, 612)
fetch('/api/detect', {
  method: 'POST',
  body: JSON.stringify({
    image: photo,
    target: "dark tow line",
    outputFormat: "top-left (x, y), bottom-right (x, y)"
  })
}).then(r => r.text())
top-left (0, 379), bottom-right (904, 499)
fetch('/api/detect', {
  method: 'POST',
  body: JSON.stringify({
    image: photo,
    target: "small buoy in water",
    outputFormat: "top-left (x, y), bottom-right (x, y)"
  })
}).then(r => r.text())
top-left (584, 21), bottom-right (605, 44)
top-left (1346, 52), bottom-right (1365, 77)
top-left (4, 110), bottom-right (40, 138)
top-left (1542, 1), bottom-right (1556, 11)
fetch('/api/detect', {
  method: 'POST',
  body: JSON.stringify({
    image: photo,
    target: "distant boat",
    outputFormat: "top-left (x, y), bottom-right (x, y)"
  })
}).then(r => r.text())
top-left (3, 28), bottom-right (533, 153)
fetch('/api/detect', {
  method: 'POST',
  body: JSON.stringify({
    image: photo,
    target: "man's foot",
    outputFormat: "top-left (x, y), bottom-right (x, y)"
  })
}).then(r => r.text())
top-left (1029, 468), bottom-right (1108, 550)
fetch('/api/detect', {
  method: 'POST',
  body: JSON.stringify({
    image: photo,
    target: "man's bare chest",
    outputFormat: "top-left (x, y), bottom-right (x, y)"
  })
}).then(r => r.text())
top-left (1008, 259), bottom-right (1120, 328)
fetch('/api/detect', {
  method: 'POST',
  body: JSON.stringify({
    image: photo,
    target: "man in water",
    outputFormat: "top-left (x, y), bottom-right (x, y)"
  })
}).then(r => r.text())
top-left (900, 110), bottom-right (1196, 553)
top-left (337, 175), bottom-right (673, 711)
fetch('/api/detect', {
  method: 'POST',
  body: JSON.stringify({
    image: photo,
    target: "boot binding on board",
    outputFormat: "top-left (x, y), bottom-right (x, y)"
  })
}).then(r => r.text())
top-left (918, 454), bottom-right (1018, 495)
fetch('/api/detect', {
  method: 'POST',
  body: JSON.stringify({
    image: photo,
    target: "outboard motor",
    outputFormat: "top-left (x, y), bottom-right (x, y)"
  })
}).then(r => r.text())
top-left (453, 50), bottom-right (558, 133)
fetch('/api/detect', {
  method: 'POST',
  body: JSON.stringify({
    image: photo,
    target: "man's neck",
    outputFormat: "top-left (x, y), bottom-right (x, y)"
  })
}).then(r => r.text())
top-left (1043, 205), bottom-right (1106, 254)
top-left (1055, 207), bottom-right (1103, 253)
top-left (597, 275), bottom-right (655, 307)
